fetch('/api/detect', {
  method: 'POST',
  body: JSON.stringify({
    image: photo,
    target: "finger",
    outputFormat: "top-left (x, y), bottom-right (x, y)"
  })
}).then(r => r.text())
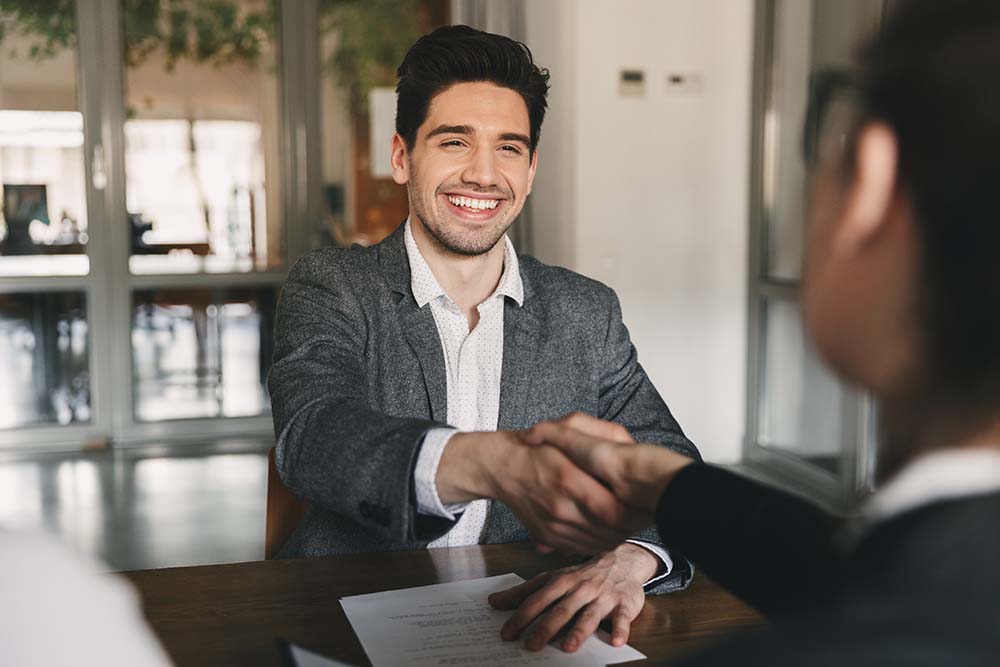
top-left (610, 607), bottom-right (637, 647)
top-left (564, 465), bottom-right (630, 528)
top-left (535, 543), bottom-right (555, 555)
top-left (524, 585), bottom-right (598, 652)
top-left (560, 412), bottom-right (635, 444)
top-left (488, 572), bottom-right (550, 610)
top-left (536, 522), bottom-right (622, 557)
top-left (537, 498), bottom-right (631, 554)
top-left (528, 424), bottom-right (607, 475)
top-left (521, 421), bottom-right (561, 446)
top-left (561, 597), bottom-right (617, 653)
top-left (500, 574), bottom-right (576, 641)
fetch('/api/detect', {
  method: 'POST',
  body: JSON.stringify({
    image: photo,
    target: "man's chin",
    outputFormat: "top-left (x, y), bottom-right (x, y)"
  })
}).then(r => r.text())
top-left (428, 223), bottom-right (509, 257)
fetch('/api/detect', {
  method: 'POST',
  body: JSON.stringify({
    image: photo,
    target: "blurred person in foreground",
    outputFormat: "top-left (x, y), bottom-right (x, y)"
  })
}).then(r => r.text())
top-left (0, 529), bottom-right (172, 667)
top-left (491, 0), bottom-right (1000, 663)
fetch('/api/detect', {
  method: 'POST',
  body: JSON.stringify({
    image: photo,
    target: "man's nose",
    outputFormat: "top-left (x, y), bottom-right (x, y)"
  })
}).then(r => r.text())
top-left (461, 147), bottom-right (499, 188)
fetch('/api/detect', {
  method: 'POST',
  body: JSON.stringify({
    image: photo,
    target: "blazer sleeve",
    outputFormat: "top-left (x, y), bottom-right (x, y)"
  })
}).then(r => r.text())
top-left (595, 289), bottom-right (702, 594)
top-left (655, 464), bottom-right (841, 616)
top-left (267, 250), bottom-right (454, 544)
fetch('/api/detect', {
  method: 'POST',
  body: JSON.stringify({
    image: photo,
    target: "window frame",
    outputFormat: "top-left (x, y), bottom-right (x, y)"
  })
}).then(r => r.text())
top-left (0, 0), bottom-right (322, 451)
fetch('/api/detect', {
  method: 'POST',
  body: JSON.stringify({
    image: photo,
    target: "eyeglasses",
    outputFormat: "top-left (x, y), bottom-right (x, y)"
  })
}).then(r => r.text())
top-left (802, 68), bottom-right (861, 168)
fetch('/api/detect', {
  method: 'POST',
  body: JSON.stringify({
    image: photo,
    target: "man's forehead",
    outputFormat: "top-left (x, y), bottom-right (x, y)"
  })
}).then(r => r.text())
top-left (421, 82), bottom-right (530, 136)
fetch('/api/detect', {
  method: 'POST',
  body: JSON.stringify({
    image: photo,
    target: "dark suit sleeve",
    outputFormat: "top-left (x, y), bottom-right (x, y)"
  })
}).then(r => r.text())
top-left (595, 290), bottom-right (702, 594)
top-left (656, 464), bottom-right (841, 616)
top-left (267, 250), bottom-right (453, 544)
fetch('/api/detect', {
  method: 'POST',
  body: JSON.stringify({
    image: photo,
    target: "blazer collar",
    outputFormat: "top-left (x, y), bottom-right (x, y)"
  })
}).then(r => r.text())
top-left (377, 219), bottom-right (534, 308)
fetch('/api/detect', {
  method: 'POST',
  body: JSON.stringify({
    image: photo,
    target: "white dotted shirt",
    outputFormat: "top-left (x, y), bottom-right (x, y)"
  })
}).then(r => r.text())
top-left (406, 220), bottom-right (673, 584)
top-left (407, 219), bottom-right (520, 547)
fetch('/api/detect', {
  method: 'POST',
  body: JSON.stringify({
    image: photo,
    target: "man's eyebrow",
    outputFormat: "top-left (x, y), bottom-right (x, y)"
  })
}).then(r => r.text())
top-left (425, 124), bottom-right (474, 140)
top-left (498, 132), bottom-right (531, 147)
top-left (424, 125), bottom-right (531, 148)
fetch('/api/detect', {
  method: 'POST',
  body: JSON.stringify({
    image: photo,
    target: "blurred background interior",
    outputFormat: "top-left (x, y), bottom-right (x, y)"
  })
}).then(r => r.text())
top-left (0, 0), bottom-right (894, 570)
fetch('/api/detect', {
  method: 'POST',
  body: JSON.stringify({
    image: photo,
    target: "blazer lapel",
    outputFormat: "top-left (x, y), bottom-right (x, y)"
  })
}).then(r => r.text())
top-left (378, 223), bottom-right (448, 423)
top-left (496, 292), bottom-right (541, 431)
top-left (486, 268), bottom-right (541, 544)
top-left (397, 302), bottom-right (448, 423)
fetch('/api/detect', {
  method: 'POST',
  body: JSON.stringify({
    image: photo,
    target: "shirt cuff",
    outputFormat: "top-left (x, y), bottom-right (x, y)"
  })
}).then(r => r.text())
top-left (414, 428), bottom-right (471, 520)
top-left (626, 539), bottom-right (674, 588)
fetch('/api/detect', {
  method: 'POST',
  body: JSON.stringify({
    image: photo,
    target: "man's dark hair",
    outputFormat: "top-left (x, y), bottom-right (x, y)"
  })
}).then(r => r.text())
top-left (395, 25), bottom-right (550, 155)
top-left (858, 1), bottom-right (1000, 426)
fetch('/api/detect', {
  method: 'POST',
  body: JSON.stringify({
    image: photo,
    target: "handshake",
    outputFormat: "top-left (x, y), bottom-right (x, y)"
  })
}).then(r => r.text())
top-left (435, 412), bottom-right (696, 652)
top-left (437, 413), bottom-right (692, 652)
top-left (440, 412), bottom-right (695, 555)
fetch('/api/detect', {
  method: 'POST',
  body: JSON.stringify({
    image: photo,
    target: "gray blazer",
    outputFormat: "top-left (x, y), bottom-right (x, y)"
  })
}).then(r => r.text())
top-left (268, 224), bottom-right (701, 593)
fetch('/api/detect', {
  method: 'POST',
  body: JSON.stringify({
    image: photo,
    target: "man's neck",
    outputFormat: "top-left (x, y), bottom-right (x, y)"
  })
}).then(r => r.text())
top-left (410, 218), bottom-right (506, 328)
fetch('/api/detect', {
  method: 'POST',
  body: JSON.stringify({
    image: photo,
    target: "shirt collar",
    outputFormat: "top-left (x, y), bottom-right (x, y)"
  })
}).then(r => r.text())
top-left (403, 218), bottom-right (523, 308)
top-left (862, 446), bottom-right (1000, 525)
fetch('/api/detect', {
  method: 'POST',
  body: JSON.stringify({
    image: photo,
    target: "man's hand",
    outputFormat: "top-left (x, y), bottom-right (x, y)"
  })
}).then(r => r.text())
top-left (523, 413), bottom-right (695, 511)
top-left (435, 430), bottom-right (645, 554)
top-left (488, 543), bottom-right (658, 652)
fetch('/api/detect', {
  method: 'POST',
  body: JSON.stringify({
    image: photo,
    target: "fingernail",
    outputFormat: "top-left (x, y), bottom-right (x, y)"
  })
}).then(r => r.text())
top-left (612, 634), bottom-right (624, 646)
top-left (563, 637), bottom-right (578, 652)
top-left (527, 635), bottom-right (543, 651)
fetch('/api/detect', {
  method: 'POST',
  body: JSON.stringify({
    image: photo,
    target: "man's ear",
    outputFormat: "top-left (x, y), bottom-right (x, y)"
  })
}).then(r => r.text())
top-left (526, 148), bottom-right (539, 196)
top-left (390, 134), bottom-right (410, 185)
top-left (836, 122), bottom-right (898, 252)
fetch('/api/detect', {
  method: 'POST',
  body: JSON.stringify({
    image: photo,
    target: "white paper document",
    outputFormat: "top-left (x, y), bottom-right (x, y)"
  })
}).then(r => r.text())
top-left (340, 573), bottom-right (646, 666)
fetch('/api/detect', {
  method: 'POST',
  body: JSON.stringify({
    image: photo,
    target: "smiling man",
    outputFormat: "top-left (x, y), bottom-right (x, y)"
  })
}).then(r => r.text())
top-left (267, 25), bottom-right (700, 649)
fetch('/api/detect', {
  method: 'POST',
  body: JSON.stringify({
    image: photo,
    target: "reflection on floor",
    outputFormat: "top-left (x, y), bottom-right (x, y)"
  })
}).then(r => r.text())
top-left (0, 440), bottom-right (270, 571)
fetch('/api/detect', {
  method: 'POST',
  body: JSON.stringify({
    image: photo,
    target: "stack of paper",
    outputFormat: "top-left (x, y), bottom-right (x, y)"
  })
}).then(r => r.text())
top-left (340, 573), bottom-right (646, 666)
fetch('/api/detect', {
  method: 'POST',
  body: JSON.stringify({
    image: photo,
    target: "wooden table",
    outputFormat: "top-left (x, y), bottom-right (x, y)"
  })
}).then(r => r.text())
top-left (124, 543), bottom-right (762, 666)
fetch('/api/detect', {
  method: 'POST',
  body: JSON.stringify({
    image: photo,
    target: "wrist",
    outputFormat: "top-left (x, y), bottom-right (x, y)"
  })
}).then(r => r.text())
top-left (436, 431), bottom-right (514, 504)
top-left (616, 542), bottom-right (661, 583)
top-left (624, 445), bottom-right (694, 510)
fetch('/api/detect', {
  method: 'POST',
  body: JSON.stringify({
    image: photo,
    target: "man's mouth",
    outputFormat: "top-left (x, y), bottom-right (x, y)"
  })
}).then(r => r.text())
top-left (445, 194), bottom-right (502, 211)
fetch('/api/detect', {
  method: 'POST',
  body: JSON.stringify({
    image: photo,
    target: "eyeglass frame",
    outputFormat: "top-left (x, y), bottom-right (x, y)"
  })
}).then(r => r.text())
top-left (802, 68), bottom-right (863, 168)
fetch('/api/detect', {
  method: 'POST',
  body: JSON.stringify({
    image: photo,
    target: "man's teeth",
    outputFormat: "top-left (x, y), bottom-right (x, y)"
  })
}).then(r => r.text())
top-left (447, 195), bottom-right (500, 210)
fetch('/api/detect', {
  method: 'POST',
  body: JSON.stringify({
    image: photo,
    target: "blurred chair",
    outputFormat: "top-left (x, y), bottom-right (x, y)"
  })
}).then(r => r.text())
top-left (265, 447), bottom-right (308, 559)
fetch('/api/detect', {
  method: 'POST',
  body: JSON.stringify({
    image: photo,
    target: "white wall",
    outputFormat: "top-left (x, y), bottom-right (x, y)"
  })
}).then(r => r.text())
top-left (525, 0), bottom-right (753, 463)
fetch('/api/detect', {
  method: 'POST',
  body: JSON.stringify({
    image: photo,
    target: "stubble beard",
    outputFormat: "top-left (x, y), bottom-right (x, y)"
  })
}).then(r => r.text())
top-left (407, 172), bottom-right (516, 257)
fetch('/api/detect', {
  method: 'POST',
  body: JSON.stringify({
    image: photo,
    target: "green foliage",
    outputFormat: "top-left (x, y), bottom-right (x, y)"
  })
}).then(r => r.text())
top-left (0, 0), bottom-right (276, 70)
top-left (319, 0), bottom-right (422, 115)
top-left (0, 0), bottom-right (78, 60)
top-left (0, 0), bottom-right (428, 114)
top-left (121, 0), bottom-right (278, 70)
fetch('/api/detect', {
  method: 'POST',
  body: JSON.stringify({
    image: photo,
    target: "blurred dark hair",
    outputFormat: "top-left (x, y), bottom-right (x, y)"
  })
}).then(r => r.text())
top-left (858, 0), bottom-right (1000, 420)
top-left (395, 25), bottom-right (550, 155)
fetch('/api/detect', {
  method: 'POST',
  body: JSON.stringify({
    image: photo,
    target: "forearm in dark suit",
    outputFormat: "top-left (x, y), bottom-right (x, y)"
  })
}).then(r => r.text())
top-left (656, 464), bottom-right (842, 616)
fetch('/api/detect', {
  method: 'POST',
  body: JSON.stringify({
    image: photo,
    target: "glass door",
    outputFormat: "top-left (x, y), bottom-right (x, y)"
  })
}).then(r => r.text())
top-left (113, 0), bottom-right (284, 443)
top-left (0, 1), bottom-right (106, 448)
top-left (0, 0), bottom-right (320, 451)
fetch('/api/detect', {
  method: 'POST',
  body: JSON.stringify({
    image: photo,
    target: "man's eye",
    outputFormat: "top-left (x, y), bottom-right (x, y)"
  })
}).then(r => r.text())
top-left (442, 140), bottom-right (465, 148)
top-left (500, 145), bottom-right (523, 155)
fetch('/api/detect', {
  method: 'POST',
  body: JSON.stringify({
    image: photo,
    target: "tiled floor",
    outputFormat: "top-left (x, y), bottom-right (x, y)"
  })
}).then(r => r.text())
top-left (0, 440), bottom-right (271, 571)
